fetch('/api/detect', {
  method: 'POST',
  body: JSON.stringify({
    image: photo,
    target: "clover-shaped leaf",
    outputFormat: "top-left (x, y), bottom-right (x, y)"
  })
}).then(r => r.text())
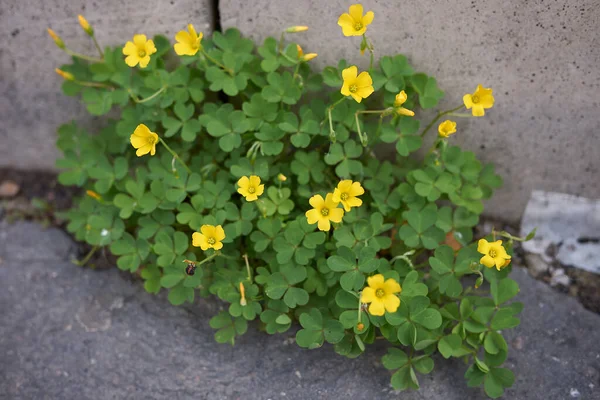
top-left (250, 218), bottom-right (282, 252)
top-left (261, 71), bottom-right (301, 104)
top-left (399, 204), bottom-right (445, 249)
top-left (110, 233), bottom-right (151, 272)
top-left (324, 139), bottom-right (363, 177)
top-left (291, 151), bottom-right (325, 184)
top-left (295, 308), bottom-right (345, 349)
top-left (371, 55), bottom-right (414, 92)
top-left (279, 110), bottom-right (321, 149)
top-left (409, 73), bottom-right (444, 109)
top-left (380, 118), bottom-right (422, 157)
top-left (265, 265), bottom-right (309, 308)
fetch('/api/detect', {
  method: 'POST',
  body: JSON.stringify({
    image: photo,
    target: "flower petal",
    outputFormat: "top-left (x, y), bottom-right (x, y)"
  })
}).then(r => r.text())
top-left (355, 85), bottom-right (374, 99)
top-left (305, 209), bottom-right (321, 225)
top-left (133, 34), bottom-right (147, 47)
top-left (463, 94), bottom-right (473, 109)
top-left (350, 181), bottom-right (365, 196)
top-left (138, 56), bottom-right (151, 68)
top-left (329, 207), bottom-right (344, 223)
top-left (309, 194), bottom-right (325, 209)
top-left (237, 176), bottom-right (250, 189)
top-left (212, 241), bottom-right (223, 250)
top-left (136, 145), bottom-right (150, 157)
top-left (362, 10), bottom-right (375, 26)
top-left (383, 294), bottom-right (400, 313)
top-left (368, 300), bottom-right (385, 316)
top-left (361, 287), bottom-right (376, 303)
top-left (123, 41), bottom-right (137, 56)
top-left (477, 239), bottom-right (490, 254)
top-left (324, 193), bottom-right (340, 209)
top-left (349, 4), bottom-right (364, 21)
top-left (480, 255), bottom-right (495, 268)
top-left (337, 180), bottom-right (353, 192)
top-left (255, 184), bottom-right (265, 197)
top-left (367, 274), bottom-right (384, 287)
top-left (249, 175), bottom-right (262, 187)
top-left (317, 218), bottom-right (331, 231)
top-left (145, 40), bottom-right (157, 55)
top-left (215, 225), bottom-right (226, 241)
top-left (337, 13), bottom-right (354, 29)
top-left (331, 188), bottom-right (342, 203)
top-left (355, 72), bottom-right (373, 88)
top-left (124, 55), bottom-right (139, 67)
top-left (383, 278), bottom-right (402, 294)
top-left (472, 105), bottom-right (485, 117)
top-left (201, 225), bottom-right (216, 237)
top-left (342, 66), bottom-right (358, 82)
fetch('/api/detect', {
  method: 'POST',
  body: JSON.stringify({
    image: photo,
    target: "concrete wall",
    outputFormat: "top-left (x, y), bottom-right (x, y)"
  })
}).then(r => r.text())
top-left (220, 0), bottom-right (600, 221)
top-left (0, 0), bottom-right (214, 169)
top-left (2, 0), bottom-right (599, 222)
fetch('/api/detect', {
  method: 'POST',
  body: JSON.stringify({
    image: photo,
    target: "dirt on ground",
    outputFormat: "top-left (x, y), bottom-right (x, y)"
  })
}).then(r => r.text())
top-left (1, 168), bottom-right (599, 313)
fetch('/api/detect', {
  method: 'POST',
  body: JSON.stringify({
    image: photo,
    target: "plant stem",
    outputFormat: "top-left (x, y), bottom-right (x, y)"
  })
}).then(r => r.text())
top-left (129, 86), bottom-right (167, 104)
top-left (325, 97), bottom-right (347, 142)
top-left (201, 49), bottom-right (233, 75)
top-left (354, 112), bottom-right (368, 146)
top-left (448, 112), bottom-right (475, 118)
top-left (419, 105), bottom-right (464, 138)
top-left (74, 80), bottom-right (113, 89)
top-left (92, 36), bottom-right (104, 58)
top-left (242, 254), bottom-right (252, 282)
top-left (72, 245), bottom-right (99, 266)
top-left (65, 48), bottom-right (104, 63)
top-left (159, 138), bottom-right (192, 174)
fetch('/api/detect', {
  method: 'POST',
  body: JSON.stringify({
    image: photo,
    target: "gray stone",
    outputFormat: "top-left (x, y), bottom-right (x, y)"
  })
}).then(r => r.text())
top-left (0, 0), bottom-right (215, 170)
top-left (220, 0), bottom-right (600, 222)
top-left (1, 221), bottom-right (600, 399)
top-left (550, 268), bottom-right (570, 287)
top-left (524, 253), bottom-right (549, 279)
top-left (521, 191), bottom-right (600, 274)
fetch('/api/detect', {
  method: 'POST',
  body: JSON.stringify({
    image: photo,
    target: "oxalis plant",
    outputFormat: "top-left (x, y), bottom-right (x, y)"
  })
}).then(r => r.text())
top-left (50, 5), bottom-right (534, 398)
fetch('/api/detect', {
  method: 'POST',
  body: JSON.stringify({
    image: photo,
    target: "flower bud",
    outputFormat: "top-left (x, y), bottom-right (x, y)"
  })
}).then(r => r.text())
top-left (47, 28), bottom-right (65, 49)
top-left (239, 282), bottom-right (247, 306)
top-left (302, 53), bottom-right (317, 62)
top-left (296, 44), bottom-right (304, 57)
top-left (55, 68), bottom-right (75, 81)
top-left (85, 189), bottom-right (101, 200)
top-left (285, 25), bottom-right (308, 33)
top-left (78, 15), bottom-right (94, 36)
top-left (356, 323), bottom-right (365, 331)
top-left (277, 173), bottom-right (287, 182)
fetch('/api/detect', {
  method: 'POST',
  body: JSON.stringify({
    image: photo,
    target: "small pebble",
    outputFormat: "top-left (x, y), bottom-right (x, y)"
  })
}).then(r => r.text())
top-left (0, 180), bottom-right (19, 198)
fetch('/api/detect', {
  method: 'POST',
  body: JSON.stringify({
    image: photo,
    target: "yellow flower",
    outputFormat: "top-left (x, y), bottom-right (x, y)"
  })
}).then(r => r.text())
top-left (55, 68), bottom-right (74, 81)
top-left (174, 24), bottom-right (203, 56)
top-left (122, 34), bottom-right (157, 68)
top-left (277, 173), bottom-right (287, 182)
top-left (463, 84), bottom-right (494, 117)
top-left (341, 66), bottom-right (374, 103)
top-left (360, 274), bottom-right (401, 316)
top-left (393, 90), bottom-right (415, 116)
top-left (47, 28), bottom-right (65, 49)
top-left (477, 239), bottom-right (511, 270)
top-left (305, 193), bottom-right (344, 231)
top-left (438, 120), bottom-right (457, 138)
top-left (337, 4), bottom-right (374, 37)
top-left (78, 15), bottom-right (93, 35)
top-left (332, 180), bottom-right (365, 212)
top-left (237, 175), bottom-right (265, 202)
top-left (130, 124), bottom-right (159, 157)
top-left (192, 225), bottom-right (226, 251)
top-left (286, 26), bottom-right (309, 33)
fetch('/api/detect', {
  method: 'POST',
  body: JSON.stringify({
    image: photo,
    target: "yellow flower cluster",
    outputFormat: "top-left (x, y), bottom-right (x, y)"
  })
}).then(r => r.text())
top-left (337, 4), bottom-right (374, 37)
top-left (192, 225), bottom-right (226, 251)
top-left (237, 175), bottom-right (265, 202)
top-left (477, 239), bottom-right (511, 270)
top-left (305, 180), bottom-right (364, 231)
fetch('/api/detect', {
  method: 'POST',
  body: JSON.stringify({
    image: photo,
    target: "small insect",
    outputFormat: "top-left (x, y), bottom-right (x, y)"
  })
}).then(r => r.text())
top-left (185, 262), bottom-right (197, 276)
